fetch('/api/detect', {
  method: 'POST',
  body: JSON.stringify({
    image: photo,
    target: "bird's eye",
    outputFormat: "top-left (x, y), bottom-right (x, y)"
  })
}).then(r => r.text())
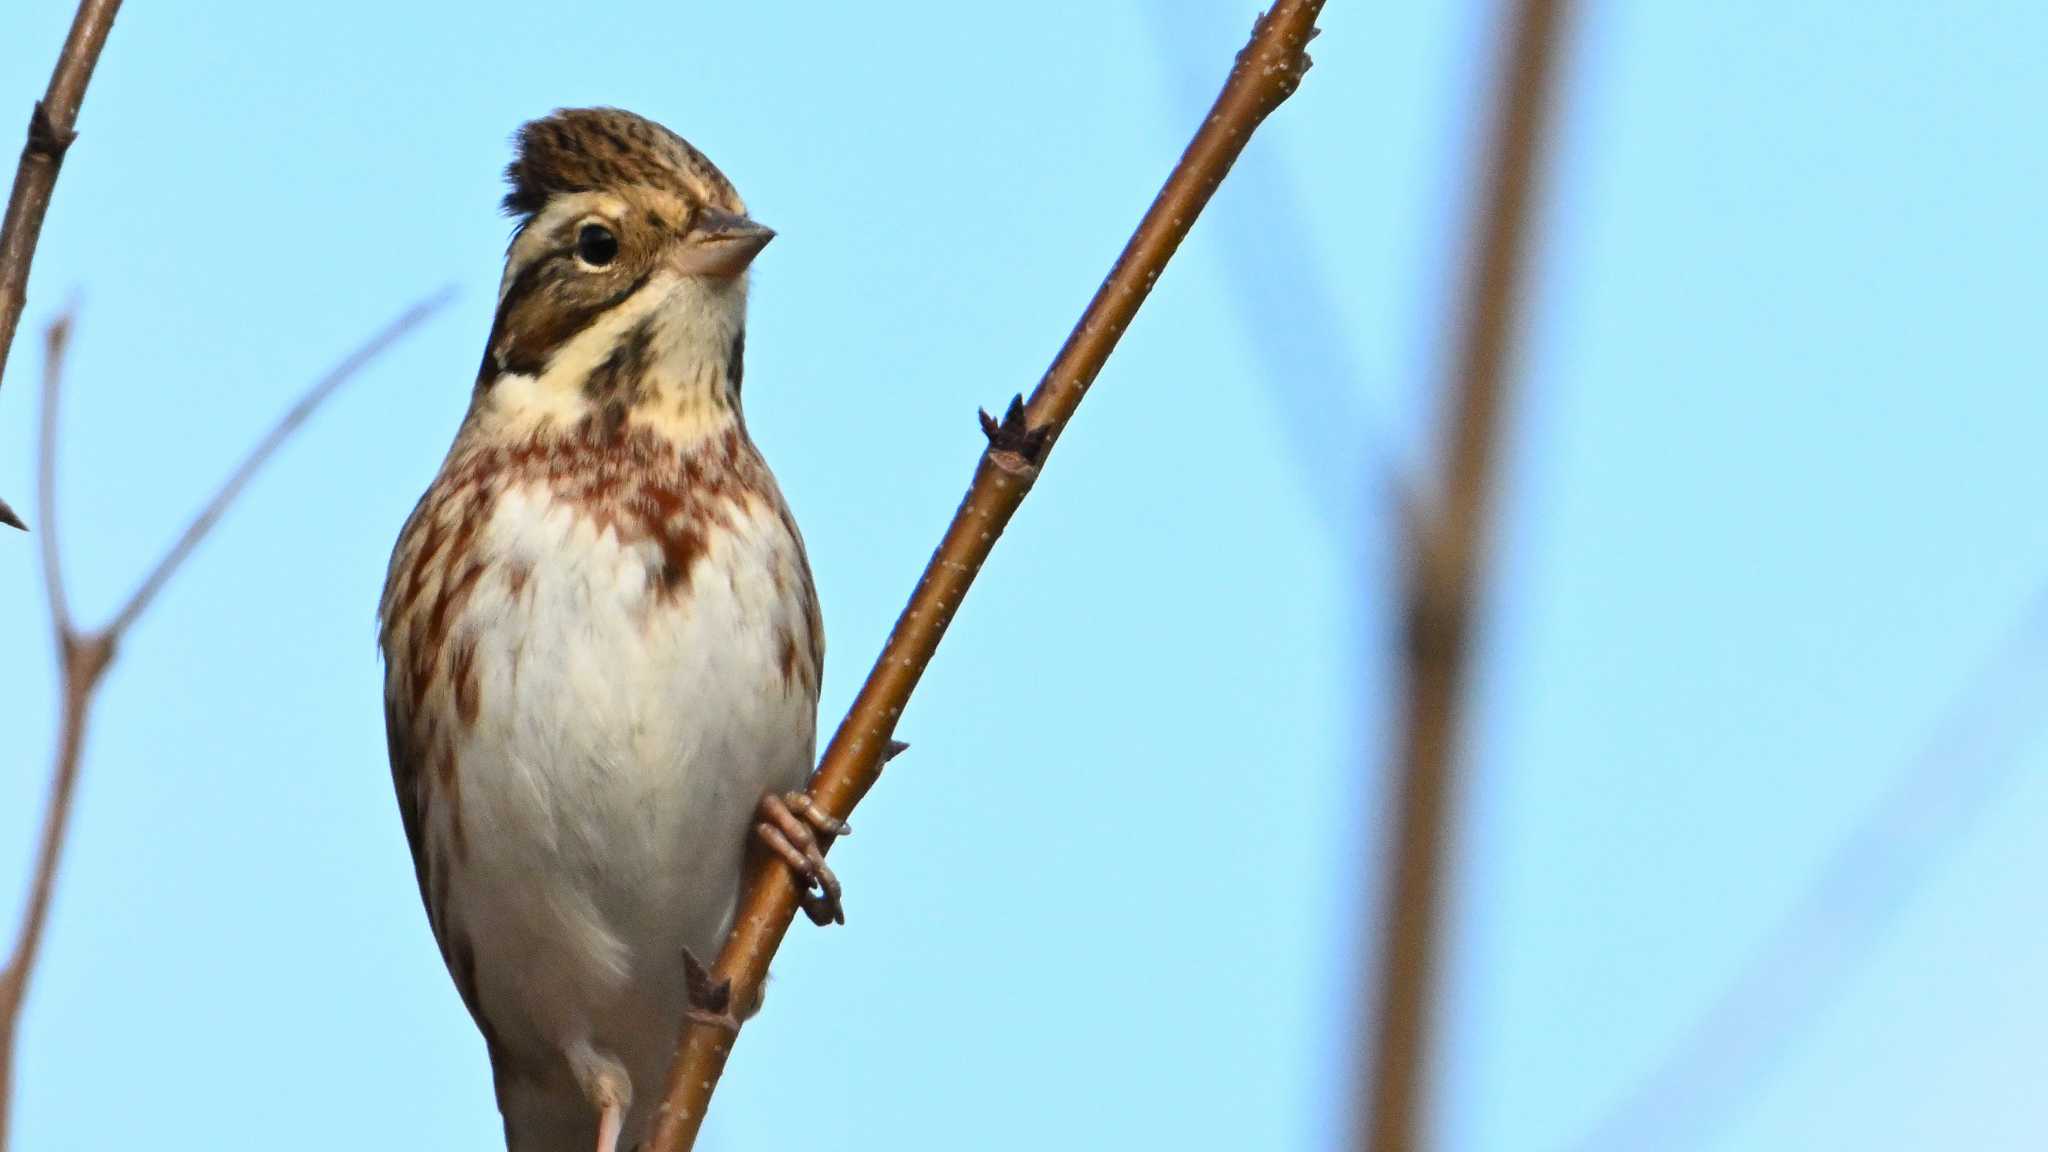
top-left (576, 223), bottom-right (618, 267)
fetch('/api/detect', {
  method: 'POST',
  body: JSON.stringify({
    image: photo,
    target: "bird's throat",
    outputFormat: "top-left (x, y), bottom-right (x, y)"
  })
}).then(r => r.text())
top-left (478, 274), bottom-right (747, 449)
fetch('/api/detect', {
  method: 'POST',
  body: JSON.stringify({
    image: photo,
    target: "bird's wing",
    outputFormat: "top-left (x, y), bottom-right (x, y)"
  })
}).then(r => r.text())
top-left (384, 686), bottom-right (500, 1057)
top-left (383, 694), bottom-right (435, 916)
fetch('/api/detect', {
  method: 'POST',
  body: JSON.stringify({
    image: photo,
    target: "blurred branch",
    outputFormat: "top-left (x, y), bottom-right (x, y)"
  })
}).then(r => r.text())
top-left (106, 291), bottom-right (452, 635)
top-left (1569, 581), bottom-right (2048, 1152)
top-left (1360, 2), bottom-right (1571, 1150)
top-left (639, 3), bottom-right (1329, 1148)
top-left (0, 292), bottom-right (449, 1151)
top-left (1145, 0), bottom-right (1388, 531)
top-left (36, 315), bottom-right (74, 635)
top-left (0, 0), bottom-right (126, 532)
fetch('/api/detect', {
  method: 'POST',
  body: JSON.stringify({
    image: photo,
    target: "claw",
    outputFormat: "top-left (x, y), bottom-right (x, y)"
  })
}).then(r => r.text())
top-left (781, 790), bottom-right (850, 837)
top-left (755, 791), bottom-right (846, 926)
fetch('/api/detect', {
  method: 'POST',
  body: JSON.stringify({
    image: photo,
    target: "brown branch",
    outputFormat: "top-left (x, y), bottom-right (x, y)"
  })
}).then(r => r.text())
top-left (0, 316), bottom-right (103, 1152)
top-left (1359, 2), bottom-right (1571, 1150)
top-left (639, 4), bottom-right (1328, 1147)
top-left (0, 0), bottom-right (125, 529)
top-left (0, 0), bottom-right (121, 393)
top-left (0, 291), bottom-right (449, 1151)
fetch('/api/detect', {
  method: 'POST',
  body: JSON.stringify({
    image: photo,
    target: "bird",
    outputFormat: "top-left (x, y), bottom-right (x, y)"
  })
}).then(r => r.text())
top-left (378, 107), bottom-right (843, 1152)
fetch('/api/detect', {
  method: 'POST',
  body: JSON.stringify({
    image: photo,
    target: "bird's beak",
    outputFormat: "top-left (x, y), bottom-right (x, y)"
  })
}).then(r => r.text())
top-left (674, 208), bottom-right (775, 278)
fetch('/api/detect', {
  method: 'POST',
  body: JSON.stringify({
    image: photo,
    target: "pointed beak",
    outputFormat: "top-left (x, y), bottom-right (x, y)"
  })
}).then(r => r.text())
top-left (674, 208), bottom-right (775, 278)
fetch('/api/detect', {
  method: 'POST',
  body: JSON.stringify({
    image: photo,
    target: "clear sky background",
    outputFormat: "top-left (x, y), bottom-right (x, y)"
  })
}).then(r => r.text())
top-left (3, 2), bottom-right (2045, 1150)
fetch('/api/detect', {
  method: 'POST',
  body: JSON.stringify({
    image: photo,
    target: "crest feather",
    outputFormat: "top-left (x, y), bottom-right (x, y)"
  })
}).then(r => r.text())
top-left (502, 107), bottom-right (745, 219)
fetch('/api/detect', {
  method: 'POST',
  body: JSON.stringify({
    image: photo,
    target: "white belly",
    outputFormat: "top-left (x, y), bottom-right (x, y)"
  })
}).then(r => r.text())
top-left (436, 480), bottom-right (817, 1084)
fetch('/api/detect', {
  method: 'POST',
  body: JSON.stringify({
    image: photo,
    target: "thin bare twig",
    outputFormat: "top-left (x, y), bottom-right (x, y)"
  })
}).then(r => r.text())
top-left (107, 288), bottom-right (454, 635)
top-left (0, 0), bottom-right (126, 530)
top-left (1360, 2), bottom-right (1571, 1150)
top-left (0, 316), bottom-right (102, 1152)
top-left (0, 292), bottom-right (449, 1150)
top-left (639, 4), bottom-right (1328, 1147)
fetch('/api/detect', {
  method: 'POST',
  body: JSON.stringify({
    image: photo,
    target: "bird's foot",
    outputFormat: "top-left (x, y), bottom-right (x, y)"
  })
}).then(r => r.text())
top-left (755, 790), bottom-right (847, 926)
top-left (567, 1043), bottom-right (631, 1152)
top-left (595, 1099), bottom-right (625, 1152)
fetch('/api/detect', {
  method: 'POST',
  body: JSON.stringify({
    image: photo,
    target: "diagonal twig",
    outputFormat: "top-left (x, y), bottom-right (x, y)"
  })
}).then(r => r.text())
top-left (1359, 2), bottom-right (1572, 1150)
top-left (639, 3), bottom-right (1329, 1148)
top-left (0, 0), bottom-right (127, 531)
top-left (0, 290), bottom-right (449, 1151)
top-left (105, 288), bottom-right (453, 635)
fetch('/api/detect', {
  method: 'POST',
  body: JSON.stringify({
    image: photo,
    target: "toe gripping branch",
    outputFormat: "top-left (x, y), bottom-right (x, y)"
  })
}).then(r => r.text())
top-left (756, 791), bottom-right (851, 927)
top-left (979, 395), bottom-right (1051, 479)
top-left (752, 741), bottom-right (911, 929)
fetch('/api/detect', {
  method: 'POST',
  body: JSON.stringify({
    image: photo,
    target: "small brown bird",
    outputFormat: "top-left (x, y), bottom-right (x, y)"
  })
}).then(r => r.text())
top-left (378, 108), bottom-right (842, 1152)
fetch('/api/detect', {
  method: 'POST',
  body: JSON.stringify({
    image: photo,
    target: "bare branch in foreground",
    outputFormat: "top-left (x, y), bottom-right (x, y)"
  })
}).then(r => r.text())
top-left (1359, 2), bottom-right (1572, 1150)
top-left (0, 292), bottom-right (449, 1150)
top-left (639, 4), bottom-right (1328, 1148)
top-left (0, 0), bottom-right (126, 527)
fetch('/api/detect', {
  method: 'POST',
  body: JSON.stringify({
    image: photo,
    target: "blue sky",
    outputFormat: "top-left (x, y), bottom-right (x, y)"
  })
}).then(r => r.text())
top-left (3, 2), bottom-right (2046, 1150)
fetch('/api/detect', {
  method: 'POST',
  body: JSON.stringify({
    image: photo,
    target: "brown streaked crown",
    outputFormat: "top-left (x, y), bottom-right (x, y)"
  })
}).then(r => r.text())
top-left (502, 107), bottom-right (746, 220)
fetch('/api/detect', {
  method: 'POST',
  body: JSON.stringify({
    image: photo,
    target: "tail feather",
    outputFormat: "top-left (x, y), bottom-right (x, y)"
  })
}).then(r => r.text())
top-left (498, 1074), bottom-right (596, 1152)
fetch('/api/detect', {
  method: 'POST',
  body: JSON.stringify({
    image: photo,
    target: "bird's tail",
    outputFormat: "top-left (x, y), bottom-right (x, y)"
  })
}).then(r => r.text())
top-left (497, 1074), bottom-right (596, 1152)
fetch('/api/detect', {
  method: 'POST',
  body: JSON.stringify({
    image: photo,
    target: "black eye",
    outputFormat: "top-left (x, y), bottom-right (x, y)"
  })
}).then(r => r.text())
top-left (576, 223), bottom-right (618, 267)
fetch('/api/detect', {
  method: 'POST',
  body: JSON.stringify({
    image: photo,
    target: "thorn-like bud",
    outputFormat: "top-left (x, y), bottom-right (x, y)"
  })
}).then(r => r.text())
top-left (978, 395), bottom-right (1051, 475)
top-left (25, 100), bottom-right (76, 161)
top-left (681, 949), bottom-right (731, 1015)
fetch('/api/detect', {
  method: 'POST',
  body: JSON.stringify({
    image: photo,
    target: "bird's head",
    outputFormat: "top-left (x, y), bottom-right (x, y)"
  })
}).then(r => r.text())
top-left (473, 107), bottom-right (770, 445)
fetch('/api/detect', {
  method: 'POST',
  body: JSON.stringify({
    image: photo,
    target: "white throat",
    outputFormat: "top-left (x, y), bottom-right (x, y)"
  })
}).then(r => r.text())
top-left (476, 273), bottom-right (748, 446)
